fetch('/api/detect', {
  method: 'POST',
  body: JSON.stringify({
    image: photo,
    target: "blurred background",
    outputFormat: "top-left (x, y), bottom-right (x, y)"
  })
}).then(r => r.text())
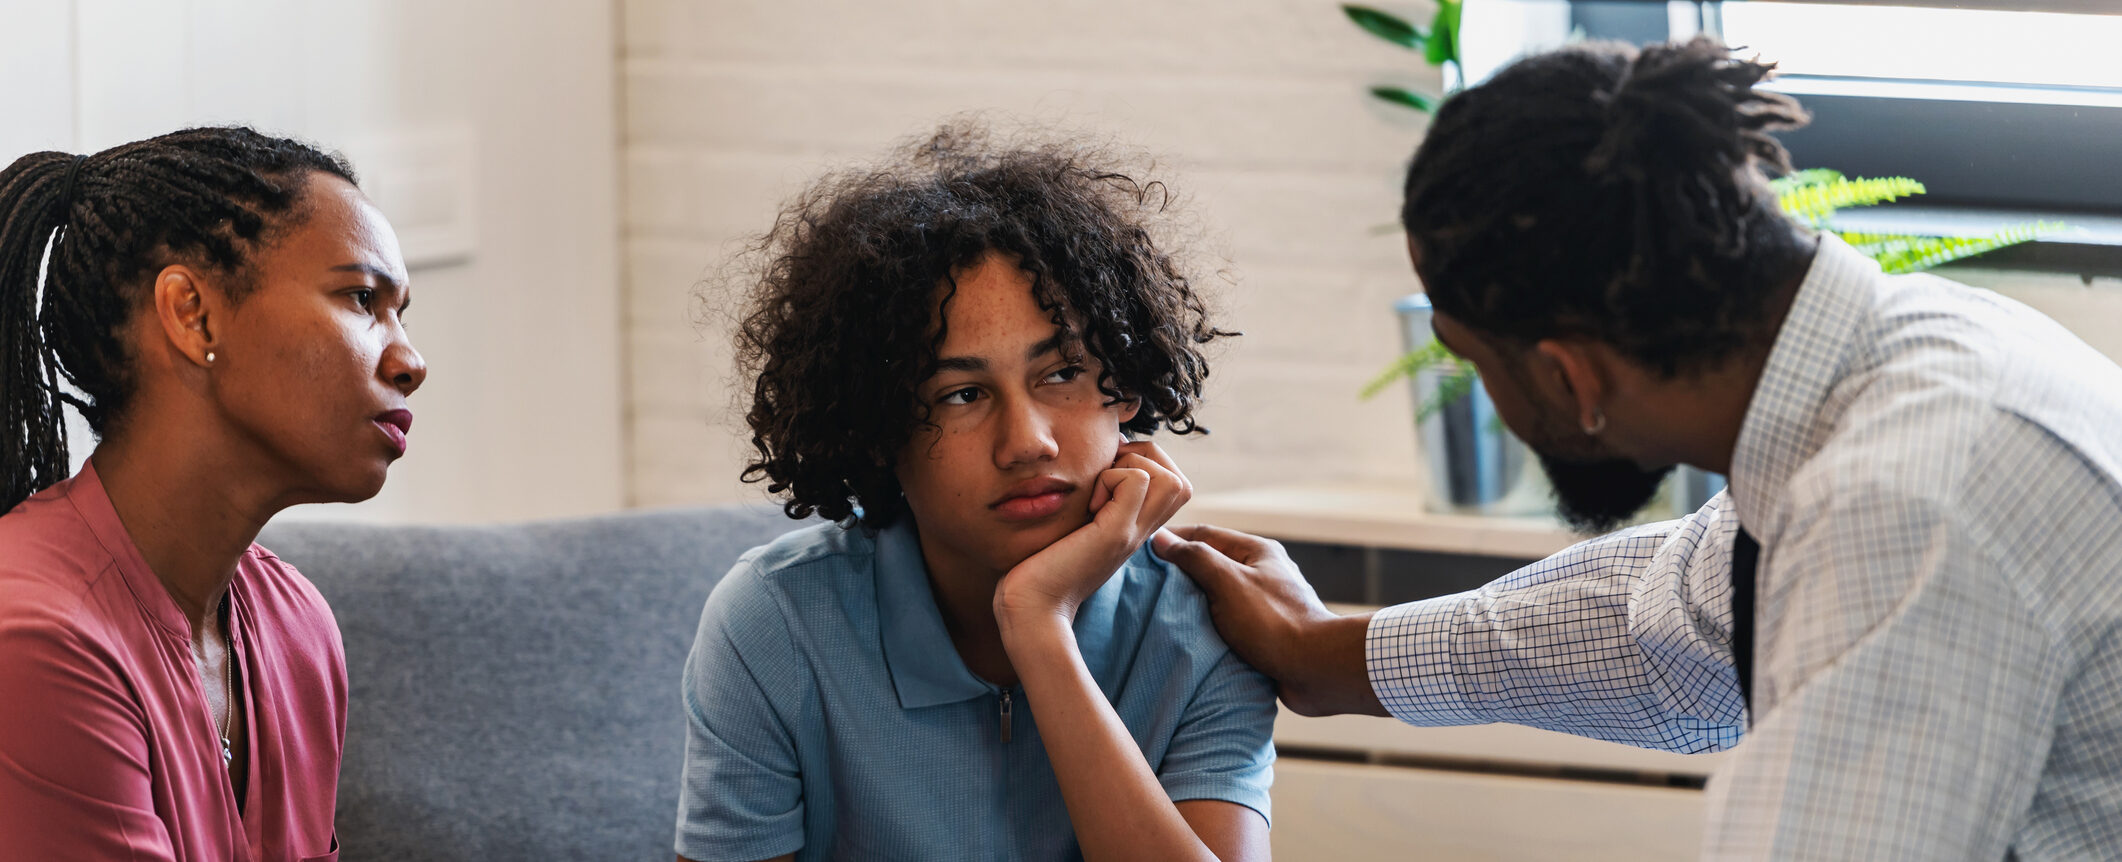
top-left (6, 0), bottom-right (2118, 527)
top-left (10, 2), bottom-right (2118, 857)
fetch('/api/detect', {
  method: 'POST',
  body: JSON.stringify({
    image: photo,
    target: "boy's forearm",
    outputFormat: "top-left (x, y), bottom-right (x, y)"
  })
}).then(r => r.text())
top-left (1000, 617), bottom-right (1226, 862)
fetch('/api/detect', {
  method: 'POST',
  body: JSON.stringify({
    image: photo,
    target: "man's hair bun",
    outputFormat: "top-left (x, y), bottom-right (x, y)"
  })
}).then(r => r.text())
top-left (1583, 36), bottom-right (1808, 184)
top-left (1398, 36), bottom-right (1819, 379)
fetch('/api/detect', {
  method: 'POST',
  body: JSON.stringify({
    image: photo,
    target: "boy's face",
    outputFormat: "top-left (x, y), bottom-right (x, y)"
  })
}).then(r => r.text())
top-left (895, 252), bottom-right (1140, 579)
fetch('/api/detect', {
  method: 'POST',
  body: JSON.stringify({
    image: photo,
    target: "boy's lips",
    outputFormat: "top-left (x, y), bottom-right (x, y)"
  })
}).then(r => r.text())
top-left (991, 477), bottom-right (1076, 521)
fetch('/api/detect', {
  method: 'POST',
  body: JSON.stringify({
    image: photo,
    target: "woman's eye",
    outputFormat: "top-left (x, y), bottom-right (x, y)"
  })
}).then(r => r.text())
top-left (939, 386), bottom-right (981, 406)
top-left (351, 289), bottom-right (376, 309)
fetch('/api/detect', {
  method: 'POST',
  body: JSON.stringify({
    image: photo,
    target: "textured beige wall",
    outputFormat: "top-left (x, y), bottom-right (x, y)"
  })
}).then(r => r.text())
top-left (620, 0), bottom-right (1447, 508)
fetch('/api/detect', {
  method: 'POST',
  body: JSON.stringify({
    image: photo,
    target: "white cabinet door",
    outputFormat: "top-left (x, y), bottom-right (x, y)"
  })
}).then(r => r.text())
top-left (1271, 758), bottom-right (1705, 861)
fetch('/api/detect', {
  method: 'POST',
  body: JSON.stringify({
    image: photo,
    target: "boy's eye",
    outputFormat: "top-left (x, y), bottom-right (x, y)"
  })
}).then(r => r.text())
top-left (1044, 365), bottom-right (1086, 384)
top-left (939, 386), bottom-right (982, 406)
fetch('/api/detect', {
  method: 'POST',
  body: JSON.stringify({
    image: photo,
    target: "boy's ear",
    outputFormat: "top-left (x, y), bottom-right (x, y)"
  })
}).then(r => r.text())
top-left (1117, 396), bottom-right (1142, 426)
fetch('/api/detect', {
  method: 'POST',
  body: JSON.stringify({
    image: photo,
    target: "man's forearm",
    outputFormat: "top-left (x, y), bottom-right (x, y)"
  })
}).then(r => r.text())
top-left (1281, 612), bottom-right (1390, 717)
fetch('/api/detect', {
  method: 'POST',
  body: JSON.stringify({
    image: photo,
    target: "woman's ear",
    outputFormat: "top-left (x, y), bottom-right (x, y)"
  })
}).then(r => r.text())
top-left (151, 264), bottom-right (220, 369)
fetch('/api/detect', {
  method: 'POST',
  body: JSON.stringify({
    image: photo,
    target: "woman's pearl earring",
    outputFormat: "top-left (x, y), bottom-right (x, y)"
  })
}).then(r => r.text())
top-left (205, 351), bottom-right (216, 366)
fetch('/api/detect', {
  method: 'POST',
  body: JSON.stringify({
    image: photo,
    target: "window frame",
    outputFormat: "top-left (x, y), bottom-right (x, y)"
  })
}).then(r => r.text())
top-left (1566, 0), bottom-right (2122, 277)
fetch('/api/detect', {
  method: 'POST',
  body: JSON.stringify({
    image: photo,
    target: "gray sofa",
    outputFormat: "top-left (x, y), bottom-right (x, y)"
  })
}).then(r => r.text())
top-left (259, 505), bottom-right (812, 862)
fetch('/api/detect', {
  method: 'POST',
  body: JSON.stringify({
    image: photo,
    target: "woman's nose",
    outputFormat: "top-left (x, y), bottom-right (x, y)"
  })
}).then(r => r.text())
top-left (383, 334), bottom-right (427, 394)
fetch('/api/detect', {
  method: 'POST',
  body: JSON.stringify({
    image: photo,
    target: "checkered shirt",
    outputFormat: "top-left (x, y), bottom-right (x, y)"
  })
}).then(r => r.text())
top-left (1366, 236), bottom-right (2122, 860)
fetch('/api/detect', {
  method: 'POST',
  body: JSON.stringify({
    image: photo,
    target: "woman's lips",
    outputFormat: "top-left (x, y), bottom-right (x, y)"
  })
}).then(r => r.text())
top-left (373, 409), bottom-right (413, 456)
top-left (373, 420), bottom-right (407, 455)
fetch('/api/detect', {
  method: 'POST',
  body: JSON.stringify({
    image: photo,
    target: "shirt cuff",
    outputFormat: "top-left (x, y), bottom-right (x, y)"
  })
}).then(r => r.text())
top-left (1366, 595), bottom-right (1487, 726)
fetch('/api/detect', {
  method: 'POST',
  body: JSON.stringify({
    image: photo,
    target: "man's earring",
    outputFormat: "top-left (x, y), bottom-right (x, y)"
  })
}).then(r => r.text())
top-left (1581, 411), bottom-right (1606, 436)
top-left (205, 351), bottom-right (216, 366)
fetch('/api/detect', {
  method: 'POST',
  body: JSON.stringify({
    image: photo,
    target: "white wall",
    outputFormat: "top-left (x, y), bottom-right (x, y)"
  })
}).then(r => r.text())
top-left (621, 0), bottom-right (1445, 509)
top-left (0, 0), bottom-right (626, 524)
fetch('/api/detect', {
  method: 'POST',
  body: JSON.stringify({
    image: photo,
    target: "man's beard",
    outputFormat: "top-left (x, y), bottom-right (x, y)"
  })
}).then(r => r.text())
top-left (1537, 453), bottom-right (1673, 534)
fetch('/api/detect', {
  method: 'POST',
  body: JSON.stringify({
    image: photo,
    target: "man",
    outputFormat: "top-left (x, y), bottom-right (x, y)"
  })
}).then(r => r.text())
top-left (1155, 37), bottom-right (2122, 859)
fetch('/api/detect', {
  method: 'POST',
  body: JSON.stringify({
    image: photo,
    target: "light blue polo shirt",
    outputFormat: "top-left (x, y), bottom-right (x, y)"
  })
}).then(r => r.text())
top-left (674, 519), bottom-right (1276, 862)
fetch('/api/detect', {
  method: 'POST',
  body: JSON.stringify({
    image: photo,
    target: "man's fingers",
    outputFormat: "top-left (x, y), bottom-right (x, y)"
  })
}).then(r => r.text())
top-left (1161, 523), bottom-right (1280, 566)
top-left (1153, 527), bottom-right (1249, 592)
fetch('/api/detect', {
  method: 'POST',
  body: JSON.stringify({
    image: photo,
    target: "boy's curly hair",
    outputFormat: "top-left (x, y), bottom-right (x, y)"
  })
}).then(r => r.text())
top-left (731, 124), bottom-right (1233, 527)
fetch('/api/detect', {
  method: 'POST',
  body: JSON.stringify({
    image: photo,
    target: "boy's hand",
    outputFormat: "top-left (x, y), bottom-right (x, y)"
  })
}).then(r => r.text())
top-left (994, 441), bottom-right (1191, 632)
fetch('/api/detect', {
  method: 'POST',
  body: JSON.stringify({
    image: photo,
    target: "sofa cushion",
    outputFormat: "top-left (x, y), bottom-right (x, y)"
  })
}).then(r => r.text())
top-left (259, 504), bottom-right (812, 862)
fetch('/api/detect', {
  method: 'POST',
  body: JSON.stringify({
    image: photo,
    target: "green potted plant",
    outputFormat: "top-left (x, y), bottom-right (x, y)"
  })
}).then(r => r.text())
top-left (1341, 2), bottom-right (1463, 110)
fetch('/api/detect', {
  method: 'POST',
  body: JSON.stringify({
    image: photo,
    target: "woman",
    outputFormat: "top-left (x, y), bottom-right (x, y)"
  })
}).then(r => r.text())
top-left (0, 127), bottom-right (425, 861)
top-left (675, 126), bottom-right (1273, 862)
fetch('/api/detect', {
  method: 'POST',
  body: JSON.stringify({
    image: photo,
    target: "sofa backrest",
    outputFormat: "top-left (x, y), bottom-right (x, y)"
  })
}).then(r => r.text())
top-left (259, 505), bottom-right (812, 862)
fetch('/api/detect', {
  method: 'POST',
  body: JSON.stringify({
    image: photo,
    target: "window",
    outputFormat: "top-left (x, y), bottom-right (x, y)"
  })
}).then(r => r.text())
top-left (1463, 0), bottom-right (2122, 276)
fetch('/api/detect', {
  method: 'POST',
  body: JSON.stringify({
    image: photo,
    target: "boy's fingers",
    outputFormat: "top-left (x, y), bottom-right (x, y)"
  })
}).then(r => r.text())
top-left (1093, 468), bottom-right (1151, 526)
top-left (1118, 440), bottom-right (1182, 475)
top-left (1113, 452), bottom-right (1185, 500)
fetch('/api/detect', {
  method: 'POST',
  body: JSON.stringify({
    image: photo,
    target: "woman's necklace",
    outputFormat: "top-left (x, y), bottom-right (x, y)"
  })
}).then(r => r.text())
top-left (214, 597), bottom-right (236, 767)
top-left (218, 637), bottom-right (234, 766)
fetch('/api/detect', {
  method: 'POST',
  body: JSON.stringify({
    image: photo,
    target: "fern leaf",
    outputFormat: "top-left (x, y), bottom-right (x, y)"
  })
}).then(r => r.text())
top-left (1360, 339), bottom-right (1455, 399)
top-left (1418, 366), bottom-right (1480, 422)
top-left (1361, 339), bottom-right (1480, 421)
top-left (1849, 221), bottom-right (2060, 274)
top-left (1777, 176), bottom-right (1926, 227)
top-left (1837, 232), bottom-right (1942, 261)
top-left (1768, 168), bottom-right (1843, 195)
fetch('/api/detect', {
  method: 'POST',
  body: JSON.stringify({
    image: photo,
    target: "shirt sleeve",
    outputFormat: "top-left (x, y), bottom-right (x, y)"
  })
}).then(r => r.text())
top-left (674, 559), bottom-right (810, 862)
top-left (1700, 483), bottom-right (2062, 859)
top-left (1365, 491), bottom-right (1747, 753)
top-left (1156, 648), bottom-right (1278, 826)
top-left (0, 610), bottom-right (178, 862)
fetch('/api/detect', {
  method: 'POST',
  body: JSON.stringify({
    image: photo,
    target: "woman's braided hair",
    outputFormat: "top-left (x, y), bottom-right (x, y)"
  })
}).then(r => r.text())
top-left (1401, 37), bottom-right (1814, 378)
top-left (0, 126), bottom-right (355, 512)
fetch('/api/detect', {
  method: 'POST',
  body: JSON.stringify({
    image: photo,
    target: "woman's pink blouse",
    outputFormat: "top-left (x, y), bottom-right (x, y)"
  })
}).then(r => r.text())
top-left (0, 463), bottom-right (345, 862)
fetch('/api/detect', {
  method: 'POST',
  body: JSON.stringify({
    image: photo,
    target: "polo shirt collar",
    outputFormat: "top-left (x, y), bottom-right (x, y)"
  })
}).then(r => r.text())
top-left (872, 516), bottom-right (1129, 710)
top-left (1728, 233), bottom-right (1874, 543)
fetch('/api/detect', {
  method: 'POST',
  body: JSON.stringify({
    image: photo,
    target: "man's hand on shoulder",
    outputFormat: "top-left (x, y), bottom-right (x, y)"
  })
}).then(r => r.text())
top-left (1154, 525), bottom-right (1389, 717)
